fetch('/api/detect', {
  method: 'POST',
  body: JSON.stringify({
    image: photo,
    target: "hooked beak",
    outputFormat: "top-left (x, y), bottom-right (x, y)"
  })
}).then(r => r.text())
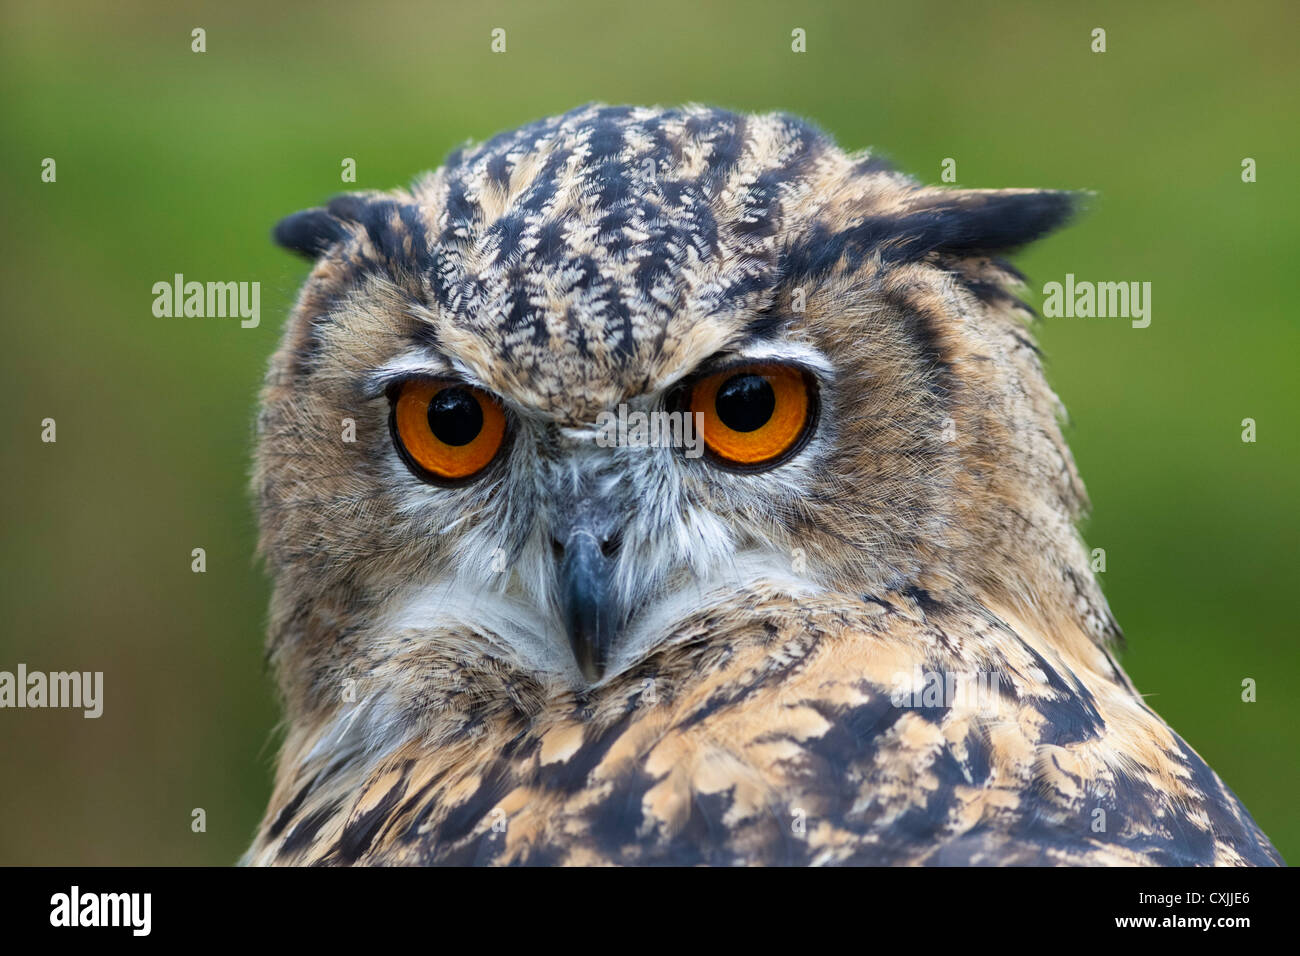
top-left (556, 527), bottom-right (620, 681)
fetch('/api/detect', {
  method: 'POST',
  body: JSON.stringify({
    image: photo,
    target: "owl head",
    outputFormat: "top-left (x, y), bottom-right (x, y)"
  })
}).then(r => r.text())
top-left (256, 104), bottom-right (1116, 726)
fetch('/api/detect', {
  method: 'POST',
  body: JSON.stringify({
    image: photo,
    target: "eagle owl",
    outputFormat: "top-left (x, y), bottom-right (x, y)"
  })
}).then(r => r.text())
top-left (245, 104), bottom-right (1280, 866)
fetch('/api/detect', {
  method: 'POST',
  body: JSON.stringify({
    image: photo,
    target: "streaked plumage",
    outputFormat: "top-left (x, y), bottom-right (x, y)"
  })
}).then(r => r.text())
top-left (244, 105), bottom-right (1280, 866)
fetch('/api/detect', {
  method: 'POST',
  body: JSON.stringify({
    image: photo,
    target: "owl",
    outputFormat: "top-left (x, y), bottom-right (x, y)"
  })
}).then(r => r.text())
top-left (244, 104), bottom-right (1280, 866)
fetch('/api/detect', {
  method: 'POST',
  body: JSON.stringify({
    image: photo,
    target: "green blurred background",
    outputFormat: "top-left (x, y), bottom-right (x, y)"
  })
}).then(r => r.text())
top-left (1, 0), bottom-right (1295, 865)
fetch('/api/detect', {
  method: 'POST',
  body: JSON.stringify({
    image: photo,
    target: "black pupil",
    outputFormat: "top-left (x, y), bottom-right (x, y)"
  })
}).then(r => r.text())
top-left (715, 373), bottom-right (775, 432)
top-left (428, 388), bottom-right (483, 446)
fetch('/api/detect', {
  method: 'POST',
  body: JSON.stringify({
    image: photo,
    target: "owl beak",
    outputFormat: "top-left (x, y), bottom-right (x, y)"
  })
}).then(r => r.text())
top-left (557, 528), bottom-right (619, 682)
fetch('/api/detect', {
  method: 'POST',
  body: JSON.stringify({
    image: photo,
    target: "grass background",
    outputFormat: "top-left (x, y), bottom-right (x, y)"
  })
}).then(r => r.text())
top-left (0, 0), bottom-right (1295, 864)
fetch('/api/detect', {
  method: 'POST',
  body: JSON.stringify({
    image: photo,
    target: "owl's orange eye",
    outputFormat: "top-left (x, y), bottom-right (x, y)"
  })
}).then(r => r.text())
top-left (686, 363), bottom-right (817, 470)
top-left (390, 379), bottom-right (508, 484)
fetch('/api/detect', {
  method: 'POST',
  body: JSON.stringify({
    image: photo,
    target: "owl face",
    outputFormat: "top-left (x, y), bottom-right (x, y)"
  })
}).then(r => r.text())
top-left (258, 105), bottom-right (1110, 703)
top-left (360, 322), bottom-right (839, 683)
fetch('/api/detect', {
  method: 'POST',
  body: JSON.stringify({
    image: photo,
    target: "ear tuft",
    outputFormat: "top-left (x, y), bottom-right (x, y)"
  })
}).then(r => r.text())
top-left (272, 208), bottom-right (348, 260)
top-left (913, 188), bottom-right (1085, 256)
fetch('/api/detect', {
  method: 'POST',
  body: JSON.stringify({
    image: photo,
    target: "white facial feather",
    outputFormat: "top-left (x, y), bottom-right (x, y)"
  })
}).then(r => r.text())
top-left (376, 545), bottom-right (826, 688)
